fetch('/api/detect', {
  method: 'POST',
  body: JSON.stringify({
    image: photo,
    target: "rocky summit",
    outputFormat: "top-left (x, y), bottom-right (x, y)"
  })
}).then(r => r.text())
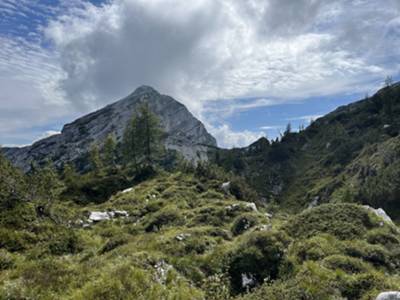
top-left (3, 86), bottom-right (217, 171)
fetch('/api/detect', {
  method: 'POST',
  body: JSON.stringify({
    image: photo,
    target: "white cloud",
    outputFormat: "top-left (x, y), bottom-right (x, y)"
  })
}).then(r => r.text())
top-left (210, 124), bottom-right (265, 148)
top-left (288, 114), bottom-right (324, 123)
top-left (0, 0), bottom-right (400, 148)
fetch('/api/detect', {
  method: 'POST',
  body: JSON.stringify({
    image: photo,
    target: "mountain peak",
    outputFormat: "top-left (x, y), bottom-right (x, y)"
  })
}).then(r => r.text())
top-left (130, 85), bottom-right (159, 96)
top-left (3, 88), bottom-right (217, 171)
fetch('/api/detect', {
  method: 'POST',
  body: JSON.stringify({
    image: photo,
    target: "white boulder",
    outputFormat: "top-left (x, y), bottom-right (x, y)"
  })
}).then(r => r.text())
top-left (244, 202), bottom-right (258, 212)
top-left (175, 233), bottom-right (191, 241)
top-left (241, 273), bottom-right (255, 289)
top-left (121, 187), bottom-right (133, 194)
top-left (114, 210), bottom-right (129, 217)
top-left (89, 210), bottom-right (129, 222)
top-left (89, 212), bottom-right (112, 222)
top-left (221, 181), bottom-right (231, 193)
top-left (376, 291), bottom-right (400, 300)
top-left (363, 206), bottom-right (393, 224)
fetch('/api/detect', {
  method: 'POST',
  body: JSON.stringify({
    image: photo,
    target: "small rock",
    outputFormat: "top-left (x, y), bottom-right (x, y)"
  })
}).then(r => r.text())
top-left (225, 204), bottom-right (240, 211)
top-left (89, 212), bottom-right (111, 222)
top-left (154, 260), bottom-right (173, 284)
top-left (244, 202), bottom-right (258, 212)
top-left (265, 213), bottom-right (273, 218)
top-left (121, 187), bottom-right (133, 194)
top-left (308, 196), bottom-right (319, 209)
top-left (175, 233), bottom-right (191, 241)
top-left (114, 210), bottom-right (129, 217)
top-left (383, 124), bottom-right (391, 129)
top-left (256, 224), bottom-right (272, 231)
top-left (363, 206), bottom-right (393, 224)
top-left (221, 181), bottom-right (231, 193)
top-left (376, 291), bottom-right (400, 300)
top-left (241, 273), bottom-right (255, 289)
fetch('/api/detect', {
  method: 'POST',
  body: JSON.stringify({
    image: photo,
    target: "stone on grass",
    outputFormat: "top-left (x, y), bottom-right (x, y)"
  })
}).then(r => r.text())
top-left (376, 291), bottom-right (400, 300)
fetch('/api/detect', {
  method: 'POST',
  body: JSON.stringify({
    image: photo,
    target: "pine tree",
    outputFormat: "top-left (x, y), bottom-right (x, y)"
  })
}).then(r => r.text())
top-left (103, 133), bottom-right (117, 168)
top-left (89, 144), bottom-right (104, 175)
top-left (27, 161), bottom-right (64, 218)
top-left (122, 115), bottom-right (140, 170)
top-left (136, 103), bottom-right (164, 164)
top-left (0, 148), bottom-right (26, 209)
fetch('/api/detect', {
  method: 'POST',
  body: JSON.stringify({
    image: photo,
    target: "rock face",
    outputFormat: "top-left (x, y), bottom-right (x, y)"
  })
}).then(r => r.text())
top-left (376, 291), bottom-right (400, 300)
top-left (3, 86), bottom-right (217, 171)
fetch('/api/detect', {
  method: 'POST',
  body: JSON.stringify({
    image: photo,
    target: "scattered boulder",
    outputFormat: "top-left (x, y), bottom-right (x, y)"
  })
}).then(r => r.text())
top-left (383, 124), bottom-right (391, 129)
top-left (241, 273), bottom-right (256, 289)
top-left (88, 210), bottom-right (129, 222)
top-left (121, 187), bottom-right (133, 194)
top-left (114, 210), bottom-right (129, 217)
top-left (89, 212), bottom-right (112, 222)
top-left (308, 196), bottom-right (319, 209)
top-left (376, 291), bottom-right (400, 300)
top-left (154, 260), bottom-right (173, 284)
top-left (265, 213), bottom-right (273, 219)
top-left (244, 202), bottom-right (258, 212)
top-left (221, 181), bottom-right (231, 194)
top-left (363, 206), bottom-right (393, 224)
top-left (175, 233), bottom-right (191, 241)
top-left (255, 224), bottom-right (272, 232)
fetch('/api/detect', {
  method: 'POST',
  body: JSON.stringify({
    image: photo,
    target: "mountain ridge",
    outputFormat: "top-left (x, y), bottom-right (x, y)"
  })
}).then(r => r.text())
top-left (3, 86), bottom-right (217, 171)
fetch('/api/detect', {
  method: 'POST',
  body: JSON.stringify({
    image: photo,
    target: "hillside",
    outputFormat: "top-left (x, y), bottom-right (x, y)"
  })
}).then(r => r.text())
top-left (1, 83), bottom-right (400, 299)
top-left (1, 167), bottom-right (400, 299)
top-left (3, 86), bottom-right (216, 172)
top-left (216, 83), bottom-right (400, 220)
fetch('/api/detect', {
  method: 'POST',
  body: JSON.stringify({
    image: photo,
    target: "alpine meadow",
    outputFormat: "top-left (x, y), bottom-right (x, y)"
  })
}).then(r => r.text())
top-left (1, 1), bottom-right (400, 300)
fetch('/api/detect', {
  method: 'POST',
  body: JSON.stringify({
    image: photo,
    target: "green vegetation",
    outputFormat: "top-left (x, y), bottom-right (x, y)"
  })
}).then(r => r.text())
top-left (1, 83), bottom-right (400, 299)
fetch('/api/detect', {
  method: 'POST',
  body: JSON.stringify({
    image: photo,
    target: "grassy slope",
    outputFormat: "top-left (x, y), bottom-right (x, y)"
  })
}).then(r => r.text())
top-left (216, 83), bottom-right (400, 218)
top-left (1, 172), bottom-right (400, 299)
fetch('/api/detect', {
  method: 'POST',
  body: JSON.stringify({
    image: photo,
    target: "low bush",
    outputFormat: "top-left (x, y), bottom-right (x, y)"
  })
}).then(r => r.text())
top-left (231, 214), bottom-right (259, 236)
top-left (285, 204), bottom-right (378, 240)
top-left (227, 231), bottom-right (291, 294)
top-left (322, 255), bottom-right (369, 274)
top-left (0, 249), bottom-right (14, 270)
top-left (144, 205), bottom-right (184, 232)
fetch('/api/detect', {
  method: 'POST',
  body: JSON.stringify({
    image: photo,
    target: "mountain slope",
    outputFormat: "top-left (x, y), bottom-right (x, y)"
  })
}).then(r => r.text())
top-left (3, 86), bottom-right (217, 171)
top-left (216, 82), bottom-right (400, 219)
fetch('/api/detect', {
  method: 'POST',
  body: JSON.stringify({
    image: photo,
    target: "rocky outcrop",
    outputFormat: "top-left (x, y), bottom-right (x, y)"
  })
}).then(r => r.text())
top-left (376, 291), bottom-right (400, 300)
top-left (3, 86), bottom-right (217, 171)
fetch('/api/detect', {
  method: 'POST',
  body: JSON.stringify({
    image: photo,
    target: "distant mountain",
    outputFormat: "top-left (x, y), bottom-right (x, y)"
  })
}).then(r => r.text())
top-left (3, 86), bottom-right (217, 171)
top-left (216, 82), bottom-right (400, 220)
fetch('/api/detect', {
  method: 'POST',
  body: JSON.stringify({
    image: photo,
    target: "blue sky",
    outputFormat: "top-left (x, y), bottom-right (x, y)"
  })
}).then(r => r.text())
top-left (1, 0), bottom-right (400, 148)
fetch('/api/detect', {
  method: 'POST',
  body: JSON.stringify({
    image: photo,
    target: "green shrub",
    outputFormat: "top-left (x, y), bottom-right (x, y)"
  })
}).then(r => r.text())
top-left (71, 264), bottom-right (204, 300)
top-left (322, 255), bottom-right (369, 274)
top-left (285, 204), bottom-right (377, 240)
top-left (343, 240), bottom-right (390, 268)
top-left (231, 214), bottom-right (259, 236)
top-left (227, 231), bottom-right (291, 294)
top-left (48, 229), bottom-right (82, 255)
top-left (0, 249), bottom-right (14, 270)
top-left (290, 234), bottom-right (341, 262)
top-left (0, 228), bottom-right (31, 252)
top-left (144, 205), bottom-right (184, 232)
top-left (99, 236), bottom-right (128, 254)
top-left (366, 228), bottom-right (400, 248)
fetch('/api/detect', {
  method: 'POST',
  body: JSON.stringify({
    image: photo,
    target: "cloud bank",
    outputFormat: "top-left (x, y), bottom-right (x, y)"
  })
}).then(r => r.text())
top-left (1, 0), bottom-right (400, 147)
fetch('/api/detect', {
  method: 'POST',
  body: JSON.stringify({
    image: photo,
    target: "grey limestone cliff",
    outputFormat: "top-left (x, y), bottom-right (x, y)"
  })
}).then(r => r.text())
top-left (3, 86), bottom-right (217, 171)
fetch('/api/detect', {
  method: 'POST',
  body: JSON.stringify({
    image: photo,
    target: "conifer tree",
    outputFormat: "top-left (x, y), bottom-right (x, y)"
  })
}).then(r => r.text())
top-left (0, 148), bottom-right (26, 209)
top-left (122, 114), bottom-right (140, 170)
top-left (136, 103), bottom-right (164, 164)
top-left (103, 133), bottom-right (117, 168)
top-left (89, 144), bottom-right (104, 175)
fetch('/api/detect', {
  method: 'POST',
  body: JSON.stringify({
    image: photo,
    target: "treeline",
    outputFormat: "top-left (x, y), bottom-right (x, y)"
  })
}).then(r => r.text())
top-left (0, 103), bottom-right (167, 210)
